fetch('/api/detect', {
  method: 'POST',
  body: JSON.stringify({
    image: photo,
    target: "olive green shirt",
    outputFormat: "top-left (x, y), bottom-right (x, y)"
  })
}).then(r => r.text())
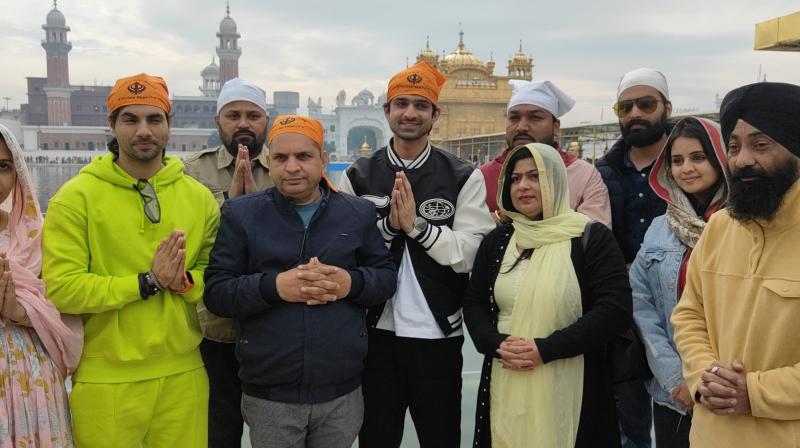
top-left (184, 144), bottom-right (274, 343)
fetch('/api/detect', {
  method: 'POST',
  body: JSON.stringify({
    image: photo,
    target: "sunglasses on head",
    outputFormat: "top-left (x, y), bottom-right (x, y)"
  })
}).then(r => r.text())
top-left (613, 95), bottom-right (661, 118)
top-left (134, 179), bottom-right (161, 224)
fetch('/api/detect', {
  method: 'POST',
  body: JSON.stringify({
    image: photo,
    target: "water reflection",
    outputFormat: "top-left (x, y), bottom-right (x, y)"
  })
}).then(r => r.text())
top-left (29, 164), bottom-right (84, 213)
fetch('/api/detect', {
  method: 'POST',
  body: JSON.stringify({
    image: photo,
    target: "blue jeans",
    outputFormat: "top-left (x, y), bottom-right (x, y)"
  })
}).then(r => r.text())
top-left (615, 380), bottom-right (652, 448)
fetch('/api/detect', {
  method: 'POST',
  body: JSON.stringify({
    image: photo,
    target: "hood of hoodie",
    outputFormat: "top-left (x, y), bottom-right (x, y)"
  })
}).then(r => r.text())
top-left (80, 153), bottom-right (185, 189)
top-left (649, 116), bottom-right (729, 214)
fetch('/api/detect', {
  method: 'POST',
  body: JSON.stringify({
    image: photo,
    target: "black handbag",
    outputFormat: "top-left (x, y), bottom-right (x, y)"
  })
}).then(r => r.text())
top-left (581, 221), bottom-right (653, 384)
top-left (608, 324), bottom-right (653, 384)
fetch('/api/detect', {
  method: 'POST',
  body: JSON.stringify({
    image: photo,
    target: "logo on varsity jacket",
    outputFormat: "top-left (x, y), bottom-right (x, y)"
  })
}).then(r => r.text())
top-left (361, 195), bottom-right (390, 209)
top-left (419, 198), bottom-right (455, 220)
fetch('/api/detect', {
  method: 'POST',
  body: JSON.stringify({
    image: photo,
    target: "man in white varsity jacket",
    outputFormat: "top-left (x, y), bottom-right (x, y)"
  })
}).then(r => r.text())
top-left (339, 61), bottom-right (495, 448)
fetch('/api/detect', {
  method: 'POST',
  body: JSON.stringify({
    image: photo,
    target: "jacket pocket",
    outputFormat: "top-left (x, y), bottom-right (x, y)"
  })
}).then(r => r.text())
top-left (642, 250), bottom-right (666, 268)
top-left (763, 279), bottom-right (800, 299)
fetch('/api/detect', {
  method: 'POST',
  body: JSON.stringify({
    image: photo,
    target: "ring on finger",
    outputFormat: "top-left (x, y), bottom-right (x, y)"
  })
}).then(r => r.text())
top-left (710, 366), bottom-right (720, 375)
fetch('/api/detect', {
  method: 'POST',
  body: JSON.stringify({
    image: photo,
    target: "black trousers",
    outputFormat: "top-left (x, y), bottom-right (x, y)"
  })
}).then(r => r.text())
top-left (359, 329), bottom-right (463, 448)
top-left (653, 402), bottom-right (691, 448)
top-left (200, 338), bottom-right (243, 448)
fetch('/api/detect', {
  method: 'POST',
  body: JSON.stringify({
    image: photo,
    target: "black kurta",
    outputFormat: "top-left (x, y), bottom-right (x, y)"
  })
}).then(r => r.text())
top-left (463, 222), bottom-right (631, 448)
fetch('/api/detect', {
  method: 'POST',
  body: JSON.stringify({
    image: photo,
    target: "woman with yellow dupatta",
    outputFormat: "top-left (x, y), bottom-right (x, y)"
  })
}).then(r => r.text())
top-left (464, 143), bottom-right (631, 447)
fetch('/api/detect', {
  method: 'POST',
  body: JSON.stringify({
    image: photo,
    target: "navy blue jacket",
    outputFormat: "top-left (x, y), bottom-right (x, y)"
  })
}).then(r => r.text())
top-left (203, 181), bottom-right (397, 404)
top-left (596, 139), bottom-right (666, 263)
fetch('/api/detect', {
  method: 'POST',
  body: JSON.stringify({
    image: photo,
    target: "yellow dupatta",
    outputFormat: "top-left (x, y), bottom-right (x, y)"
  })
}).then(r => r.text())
top-left (491, 143), bottom-right (589, 448)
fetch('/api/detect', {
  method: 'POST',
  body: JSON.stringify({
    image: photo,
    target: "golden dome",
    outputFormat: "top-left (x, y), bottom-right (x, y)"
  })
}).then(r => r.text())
top-left (443, 31), bottom-right (484, 69)
top-left (511, 40), bottom-right (529, 62)
top-left (360, 136), bottom-right (371, 155)
top-left (419, 36), bottom-right (436, 58)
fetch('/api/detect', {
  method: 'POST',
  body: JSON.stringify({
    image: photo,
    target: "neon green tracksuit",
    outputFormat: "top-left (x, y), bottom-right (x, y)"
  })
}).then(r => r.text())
top-left (42, 154), bottom-right (220, 447)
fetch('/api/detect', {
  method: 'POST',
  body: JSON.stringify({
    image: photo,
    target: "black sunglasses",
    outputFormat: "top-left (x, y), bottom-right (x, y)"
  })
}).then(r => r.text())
top-left (613, 95), bottom-right (661, 118)
top-left (134, 179), bottom-right (161, 223)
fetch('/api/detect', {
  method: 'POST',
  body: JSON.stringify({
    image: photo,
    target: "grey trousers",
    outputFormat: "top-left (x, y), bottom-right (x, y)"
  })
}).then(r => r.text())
top-left (242, 387), bottom-right (363, 448)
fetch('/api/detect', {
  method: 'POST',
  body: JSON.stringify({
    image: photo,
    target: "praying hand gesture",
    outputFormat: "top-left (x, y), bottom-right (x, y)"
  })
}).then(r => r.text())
top-left (389, 171), bottom-right (417, 233)
top-left (151, 230), bottom-right (186, 291)
top-left (0, 253), bottom-right (30, 326)
top-left (228, 144), bottom-right (258, 199)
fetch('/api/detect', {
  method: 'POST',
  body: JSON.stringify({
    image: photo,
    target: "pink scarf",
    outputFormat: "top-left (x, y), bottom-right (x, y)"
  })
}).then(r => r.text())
top-left (0, 124), bottom-right (83, 376)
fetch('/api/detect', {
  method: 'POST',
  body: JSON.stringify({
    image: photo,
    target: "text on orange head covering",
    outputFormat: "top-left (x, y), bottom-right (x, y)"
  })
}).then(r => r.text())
top-left (386, 61), bottom-right (447, 106)
top-left (269, 115), bottom-right (325, 150)
top-left (107, 73), bottom-right (171, 114)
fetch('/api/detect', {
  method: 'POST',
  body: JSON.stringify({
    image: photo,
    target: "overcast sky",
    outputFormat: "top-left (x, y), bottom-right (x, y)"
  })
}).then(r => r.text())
top-left (1, 0), bottom-right (798, 126)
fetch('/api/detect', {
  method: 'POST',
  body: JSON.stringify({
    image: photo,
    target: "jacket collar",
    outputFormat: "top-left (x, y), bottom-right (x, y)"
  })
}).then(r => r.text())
top-left (386, 138), bottom-right (432, 170)
top-left (216, 144), bottom-right (270, 171)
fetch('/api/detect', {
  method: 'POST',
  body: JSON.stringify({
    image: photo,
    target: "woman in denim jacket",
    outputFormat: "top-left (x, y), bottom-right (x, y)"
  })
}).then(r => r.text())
top-left (630, 116), bottom-right (729, 448)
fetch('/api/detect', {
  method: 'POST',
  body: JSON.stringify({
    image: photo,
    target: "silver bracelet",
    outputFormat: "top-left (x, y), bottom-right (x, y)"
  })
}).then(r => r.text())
top-left (149, 271), bottom-right (165, 291)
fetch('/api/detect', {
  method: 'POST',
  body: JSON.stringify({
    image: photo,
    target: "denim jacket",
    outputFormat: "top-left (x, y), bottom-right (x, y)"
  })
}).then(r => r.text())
top-left (630, 215), bottom-right (688, 414)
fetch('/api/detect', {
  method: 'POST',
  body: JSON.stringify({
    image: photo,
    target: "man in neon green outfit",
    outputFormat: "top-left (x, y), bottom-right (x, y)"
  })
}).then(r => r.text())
top-left (42, 73), bottom-right (220, 448)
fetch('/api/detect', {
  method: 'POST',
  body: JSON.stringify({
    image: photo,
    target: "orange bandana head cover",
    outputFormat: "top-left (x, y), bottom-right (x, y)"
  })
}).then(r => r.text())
top-left (387, 61), bottom-right (447, 106)
top-left (269, 115), bottom-right (325, 150)
top-left (107, 73), bottom-right (171, 114)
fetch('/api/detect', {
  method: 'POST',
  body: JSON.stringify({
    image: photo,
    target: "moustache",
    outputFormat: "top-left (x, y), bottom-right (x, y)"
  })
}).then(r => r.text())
top-left (233, 131), bottom-right (257, 141)
top-left (730, 166), bottom-right (768, 182)
top-left (512, 133), bottom-right (534, 142)
top-left (623, 119), bottom-right (653, 132)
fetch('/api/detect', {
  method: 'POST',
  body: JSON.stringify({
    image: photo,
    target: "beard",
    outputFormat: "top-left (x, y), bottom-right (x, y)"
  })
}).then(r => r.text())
top-left (222, 128), bottom-right (267, 158)
top-left (620, 110), bottom-right (668, 147)
top-left (728, 159), bottom-right (799, 223)
top-left (505, 132), bottom-right (556, 149)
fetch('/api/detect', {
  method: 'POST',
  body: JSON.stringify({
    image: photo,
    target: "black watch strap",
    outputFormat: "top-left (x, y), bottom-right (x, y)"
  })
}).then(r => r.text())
top-left (138, 272), bottom-right (161, 300)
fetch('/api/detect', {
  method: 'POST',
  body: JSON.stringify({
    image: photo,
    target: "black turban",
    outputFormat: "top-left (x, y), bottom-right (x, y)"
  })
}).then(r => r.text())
top-left (719, 82), bottom-right (800, 156)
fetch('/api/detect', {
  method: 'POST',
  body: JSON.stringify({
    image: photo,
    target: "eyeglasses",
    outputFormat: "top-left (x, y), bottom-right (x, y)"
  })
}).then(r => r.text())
top-left (134, 179), bottom-right (161, 223)
top-left (613, 95), bottom-right (661, 118)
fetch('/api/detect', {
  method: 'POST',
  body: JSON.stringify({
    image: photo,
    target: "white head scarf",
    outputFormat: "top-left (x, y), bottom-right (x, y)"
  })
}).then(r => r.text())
top-left (507, 80), bottom-right (575, 117)
top-left (617, 67), bottom-right (670, 100)
top-left (217, 78), bottom-right (268, 114)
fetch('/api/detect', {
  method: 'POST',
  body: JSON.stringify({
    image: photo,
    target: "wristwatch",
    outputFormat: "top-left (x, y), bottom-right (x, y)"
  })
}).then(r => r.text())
top-left (413, 216), bottom-right (428, 234)
top-left (139, 271), bottom-right (162, 300)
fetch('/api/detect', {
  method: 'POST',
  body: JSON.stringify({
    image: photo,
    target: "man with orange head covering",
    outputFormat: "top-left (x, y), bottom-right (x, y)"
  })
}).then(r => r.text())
top-left (205, 115), bottom-right (397, 447)
top-left (339, 61), bottom-right (495, 447)
top-left (42, 73), bottom-right (220, 447)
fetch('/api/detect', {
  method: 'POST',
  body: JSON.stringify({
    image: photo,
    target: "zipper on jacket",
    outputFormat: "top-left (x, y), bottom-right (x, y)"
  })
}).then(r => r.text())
top-left (295, 191), bottom-right (328, 265)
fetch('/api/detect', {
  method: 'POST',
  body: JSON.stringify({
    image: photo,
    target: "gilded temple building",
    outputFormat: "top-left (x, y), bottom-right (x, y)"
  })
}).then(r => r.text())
top-left (417, 31), bottom-right (534, 145)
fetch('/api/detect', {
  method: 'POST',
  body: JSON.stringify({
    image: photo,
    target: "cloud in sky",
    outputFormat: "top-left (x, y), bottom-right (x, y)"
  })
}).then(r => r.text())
top-left (1, 0), bottom-right (798, 125)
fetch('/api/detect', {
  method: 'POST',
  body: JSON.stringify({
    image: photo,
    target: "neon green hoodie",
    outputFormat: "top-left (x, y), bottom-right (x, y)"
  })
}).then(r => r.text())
top-left (42, 154), bottom-right (220, 383)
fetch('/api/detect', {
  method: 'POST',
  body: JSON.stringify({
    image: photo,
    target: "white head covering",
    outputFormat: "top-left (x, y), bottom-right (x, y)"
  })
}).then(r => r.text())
top-left (217, 78), bottom-right (268, 114)
top-left (507, 80), bottom-right (575, 117)
top-left (617, 68), bottom-right (670, 100)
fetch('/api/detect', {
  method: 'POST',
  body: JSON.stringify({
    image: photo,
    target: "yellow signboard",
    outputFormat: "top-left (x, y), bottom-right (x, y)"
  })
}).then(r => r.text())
top-left (755, 12), bottom-right (800, 51)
